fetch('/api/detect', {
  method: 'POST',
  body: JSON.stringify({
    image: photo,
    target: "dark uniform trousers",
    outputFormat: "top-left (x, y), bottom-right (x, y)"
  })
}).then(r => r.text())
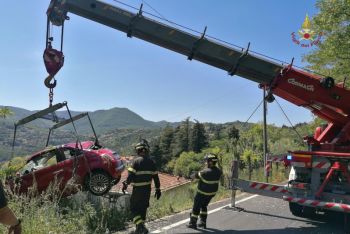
top-left (130, 186), bottom-right (151, 224)
top-left (192, 193), bottom-right (214, 222)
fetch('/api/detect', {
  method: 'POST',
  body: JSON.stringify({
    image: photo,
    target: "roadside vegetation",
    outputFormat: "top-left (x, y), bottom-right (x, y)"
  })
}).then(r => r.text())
top-left (0, 163), bottom-right (288, 234)
top-left (0, 108), bottom-right (318, 233)
top-left (0, 0), bottom-right (348, 232)
top-left (0, 178), bottom-right (131, 234)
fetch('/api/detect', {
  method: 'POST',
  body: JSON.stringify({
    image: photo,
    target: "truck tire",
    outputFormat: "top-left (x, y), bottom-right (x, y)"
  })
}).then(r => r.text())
top-left (85, 171), bottom-right (112, 196)
top-left (289, 202), bottom-right (303, 217)
top-left (289, 202), bottom-right (316, 218)
top-left (303, 206), bottom-right (316, 217)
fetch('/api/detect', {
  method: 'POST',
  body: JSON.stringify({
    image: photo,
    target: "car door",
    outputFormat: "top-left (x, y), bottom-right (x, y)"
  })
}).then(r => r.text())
top-left (18, 157), bottom-right (41, 194)
top-left (18, 170), bottom-right (34, 194)
top-left (58, 147), bottom-right (85, 195)
top-left (32, 150), bottom-right (66, 193)
top-left (58, 147), bottom-right (76, 187)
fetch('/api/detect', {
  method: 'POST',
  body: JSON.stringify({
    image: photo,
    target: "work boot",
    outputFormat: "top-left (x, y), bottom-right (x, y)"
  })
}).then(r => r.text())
top-left (186, 216), bottom-right (197, 229)
top-left (198, 220), bottom-right (207, 229)
top-left (135, 223), bottom-right (149, 234)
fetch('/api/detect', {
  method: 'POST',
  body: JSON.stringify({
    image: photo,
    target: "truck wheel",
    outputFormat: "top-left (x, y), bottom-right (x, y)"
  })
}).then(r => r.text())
top-left (289, 202), bottom-right (303, 217)
top-left (303, 206), bottom-right (315, 217)
top-left (85, 171), bottom-right (112, 196)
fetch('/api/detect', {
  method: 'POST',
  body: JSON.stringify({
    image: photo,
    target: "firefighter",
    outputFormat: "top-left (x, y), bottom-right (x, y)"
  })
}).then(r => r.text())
top-left (187, 153), bottom-right (222, 229)
top-left (122, 139), bottom-right (161, 234)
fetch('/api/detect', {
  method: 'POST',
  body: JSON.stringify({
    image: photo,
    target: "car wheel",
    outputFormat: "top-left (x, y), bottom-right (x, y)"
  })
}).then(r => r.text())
top-left (86, 171), bottom-right (112, 196)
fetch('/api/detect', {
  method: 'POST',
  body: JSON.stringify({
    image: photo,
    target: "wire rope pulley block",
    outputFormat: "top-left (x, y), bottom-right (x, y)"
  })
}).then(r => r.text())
top-left (43, 8), bottom-right (66, 106)
top-left (43, 42), bottom-right (64, 89)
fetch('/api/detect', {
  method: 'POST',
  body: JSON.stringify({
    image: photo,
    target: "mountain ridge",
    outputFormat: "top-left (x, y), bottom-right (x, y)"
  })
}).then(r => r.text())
top-left (0, 105), bottom-right (175, 133)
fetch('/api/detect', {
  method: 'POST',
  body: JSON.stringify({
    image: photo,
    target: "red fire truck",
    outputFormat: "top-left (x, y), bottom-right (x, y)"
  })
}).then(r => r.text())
top-left (46, 0), bottom-right (350, 217)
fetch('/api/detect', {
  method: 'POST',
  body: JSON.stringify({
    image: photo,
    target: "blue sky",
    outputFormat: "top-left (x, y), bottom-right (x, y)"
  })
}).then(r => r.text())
top-left (0, 0), bottom-right (318, 125)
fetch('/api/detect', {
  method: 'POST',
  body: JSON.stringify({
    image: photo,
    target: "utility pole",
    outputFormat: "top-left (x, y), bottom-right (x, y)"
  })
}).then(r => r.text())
top-left (263, 87), bottom-right (269, 183)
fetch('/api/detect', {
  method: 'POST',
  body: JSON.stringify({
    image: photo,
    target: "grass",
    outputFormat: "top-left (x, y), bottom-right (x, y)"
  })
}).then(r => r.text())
top-left (0, 189), bottom-right (89, 234)
top-left (147, 183), bottom-right (232, 221)
top-left (0, 163), bottom-right (289, 233)
top-left (0, 184), bottom-right (130, 234)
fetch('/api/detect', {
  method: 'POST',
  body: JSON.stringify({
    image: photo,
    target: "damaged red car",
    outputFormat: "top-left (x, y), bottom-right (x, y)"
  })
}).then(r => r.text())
top-left (8, 103), bottom-right (124, 197)
top-left (9, 141), bottom-right (124, 196)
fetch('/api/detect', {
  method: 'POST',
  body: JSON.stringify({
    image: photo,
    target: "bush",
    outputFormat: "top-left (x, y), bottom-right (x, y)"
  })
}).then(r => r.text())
top-left (173, 152), bottom-right (203, 178)
top-left (148, 183), bottom-right (197, 220)
top-left (0, 177), bottom-right (129, 234)
top-left (85, 201), bottom-right (130, 233)
top-left (0, 190), bottom-right (89, 234)
top-left (0, 157), bottom-right (26, 179)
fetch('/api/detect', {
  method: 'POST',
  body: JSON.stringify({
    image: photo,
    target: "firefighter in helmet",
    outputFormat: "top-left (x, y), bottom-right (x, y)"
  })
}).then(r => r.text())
top-left (187, 153), bottom-right (222, 229)
top-left (122, 139), bottom-right (161, 234)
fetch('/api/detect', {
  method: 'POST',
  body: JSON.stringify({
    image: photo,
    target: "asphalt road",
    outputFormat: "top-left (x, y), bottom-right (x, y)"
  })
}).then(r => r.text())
top-left (149, 194), bottom-right (348, 234)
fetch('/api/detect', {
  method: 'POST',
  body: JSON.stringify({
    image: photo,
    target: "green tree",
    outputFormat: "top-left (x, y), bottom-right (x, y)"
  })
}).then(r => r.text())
top-left (158, 125), bottom-right (174, 167)
top-left (241, 149), bottom-right (259, 180)
top-left (189, 120), bottom-right (208, 153)
top-left (207, 123), bottom-right (223, 140)
top-left (303, 0), bottom-right (350, 81)
top-left (0, 107), bottom-right (13, 119)
top-left (172, 118), bottom-right (190, 157)
top-left (173, 151), bottom-right (203, 178)
top-left (227, 125), bottom-right (240, 141)
top-left (150, 137), bottom-right (162, 169)
top-left (241, 124), bottom-right (264, 153)
top-left (226, 124), bottom-right (241, 161)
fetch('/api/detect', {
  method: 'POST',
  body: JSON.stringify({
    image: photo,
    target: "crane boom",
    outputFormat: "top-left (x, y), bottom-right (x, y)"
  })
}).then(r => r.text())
top-left (47, 0), bottom-right (350, 149)
top-left (47, 0), bottom-right (282, 85)
top-left (46, 1), bottom-right (350, 216)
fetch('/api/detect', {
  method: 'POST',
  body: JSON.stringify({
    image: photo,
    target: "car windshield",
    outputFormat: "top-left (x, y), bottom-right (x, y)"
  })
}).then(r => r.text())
top-left (20, 160), bottom-right (37, 175)
top-left (19, 148), bottom-right (83, 175)
top-left (20, 150), bottom-right (56, 175)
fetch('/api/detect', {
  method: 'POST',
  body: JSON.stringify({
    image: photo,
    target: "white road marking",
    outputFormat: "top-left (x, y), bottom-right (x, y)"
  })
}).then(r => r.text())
top-left (151, 194), bottom-right (259, 233)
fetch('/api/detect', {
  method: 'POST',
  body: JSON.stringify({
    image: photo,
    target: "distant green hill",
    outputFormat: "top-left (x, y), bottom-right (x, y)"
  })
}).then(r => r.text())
top-left (0, 105), bottom-right (176, 160)
top-left (74, 107), bottom-right (160, 134)
top-left (0, 104), bottom-right (311, 163)
top-left (0, 105), bottom-right (174, 132)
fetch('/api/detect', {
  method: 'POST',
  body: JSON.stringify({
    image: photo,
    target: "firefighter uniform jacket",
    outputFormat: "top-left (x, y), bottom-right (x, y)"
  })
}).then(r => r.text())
top-left (196, 166), bottom-right (222, 196)
top-left (126, 155), bottom-right (160, 189)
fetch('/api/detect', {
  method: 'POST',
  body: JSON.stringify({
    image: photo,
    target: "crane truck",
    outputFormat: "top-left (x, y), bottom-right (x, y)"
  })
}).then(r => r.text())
top-left (46, 0), bottom-right (350, 218)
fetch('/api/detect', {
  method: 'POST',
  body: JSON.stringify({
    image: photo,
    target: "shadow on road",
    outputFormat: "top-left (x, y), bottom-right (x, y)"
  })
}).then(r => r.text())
top-left (154, 210), bottom-right (348, 234)
top-left (227, 207), bottom-right (325, 224)
top-left (189, 226), bottom-right (345, 233)
top-left (196, 206), bottom-right (348, 234)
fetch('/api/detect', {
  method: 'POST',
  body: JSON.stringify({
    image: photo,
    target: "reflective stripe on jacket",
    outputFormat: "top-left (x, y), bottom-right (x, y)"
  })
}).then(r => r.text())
top-left (197, 166), bottom-right (222, 196)
top-left (127, 156), bottom-right (160, 188)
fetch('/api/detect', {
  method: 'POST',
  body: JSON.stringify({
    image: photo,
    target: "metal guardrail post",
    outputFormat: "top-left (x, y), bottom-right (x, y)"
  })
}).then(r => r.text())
top-left (231, 160), bottom-right (239, 208)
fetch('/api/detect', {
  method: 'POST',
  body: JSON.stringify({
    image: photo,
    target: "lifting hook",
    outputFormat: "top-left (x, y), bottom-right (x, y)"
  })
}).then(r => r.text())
top-left (43, 44), bottom-right (64, 87)
top-left (44, 75), bottom-right (57, 89)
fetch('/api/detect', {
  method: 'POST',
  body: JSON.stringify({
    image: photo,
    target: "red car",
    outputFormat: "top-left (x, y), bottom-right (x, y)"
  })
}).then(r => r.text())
top-left (9, 141), bottom-right (124, 196)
